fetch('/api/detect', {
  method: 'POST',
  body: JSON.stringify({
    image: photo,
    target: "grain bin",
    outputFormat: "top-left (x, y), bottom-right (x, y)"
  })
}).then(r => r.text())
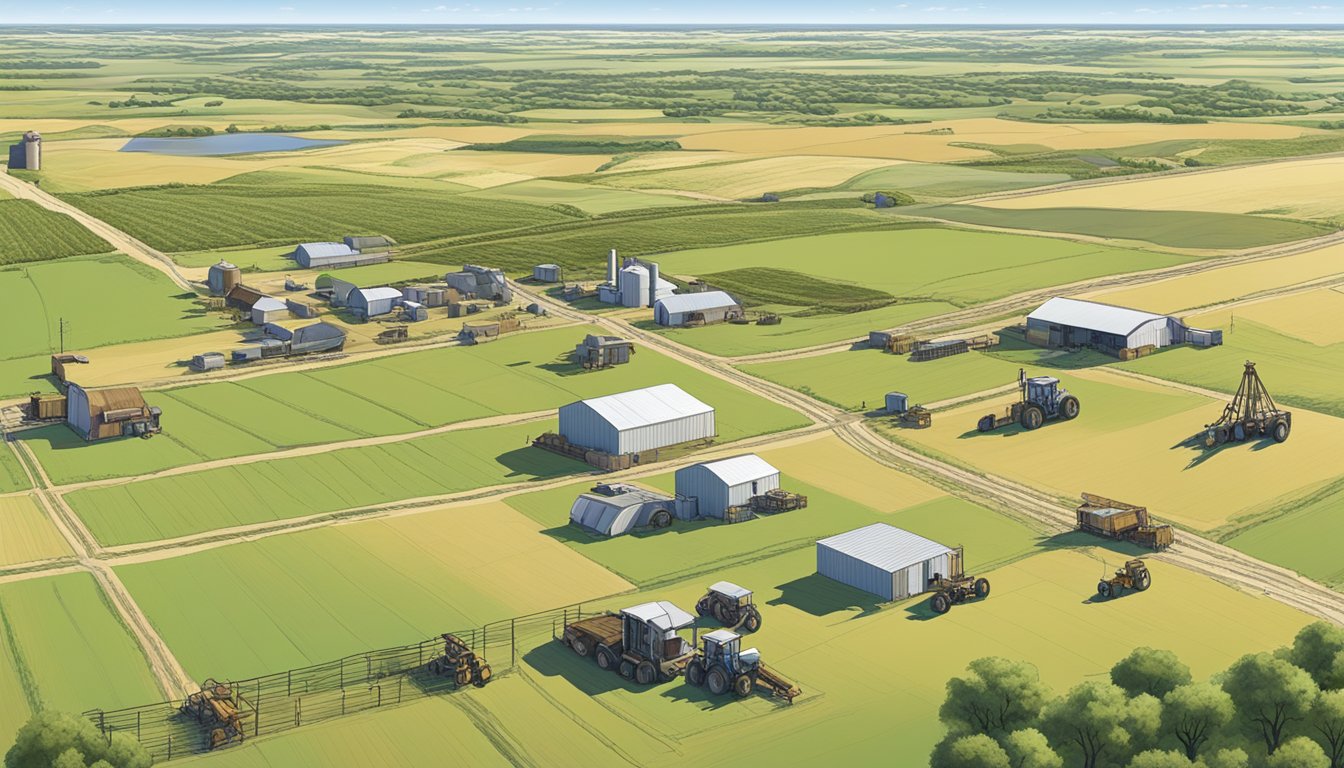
top-left (208, 261), bottom-right (242, 296)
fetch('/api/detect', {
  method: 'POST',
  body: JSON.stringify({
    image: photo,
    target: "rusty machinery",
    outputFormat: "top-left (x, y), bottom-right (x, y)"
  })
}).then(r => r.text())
top-left (425, 633), bottom-right (493, 688)
top-left (695, 581), bottom-right (763, 633)
top-left (1097, 559), bottom-right (1152, 599)
top-left (179, 679), bottom-right (248, 751)
top-left (927, 547), bottom-right (991, 615)
top-left (1204, 361), bottom-right (1291, 448)
top-left (1076, 493), bottom-right (1174, 550)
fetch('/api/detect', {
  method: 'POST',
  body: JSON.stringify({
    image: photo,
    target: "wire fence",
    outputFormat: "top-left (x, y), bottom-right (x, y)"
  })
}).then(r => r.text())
top-left (83, 600), bottom-right (620, 762)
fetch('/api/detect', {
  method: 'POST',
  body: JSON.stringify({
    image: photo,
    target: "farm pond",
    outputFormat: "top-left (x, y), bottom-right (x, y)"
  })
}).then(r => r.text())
top-left (119, 133), bottom-right (345, 155)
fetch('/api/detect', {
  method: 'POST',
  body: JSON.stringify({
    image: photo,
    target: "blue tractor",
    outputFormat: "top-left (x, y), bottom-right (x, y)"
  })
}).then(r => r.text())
top-left (977, 368), bottom-right (1080, 432)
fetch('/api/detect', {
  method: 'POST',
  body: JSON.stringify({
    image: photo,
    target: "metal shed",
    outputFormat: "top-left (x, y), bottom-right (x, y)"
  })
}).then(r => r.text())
top-left (533, 264), bottom-right (562, 283)
top-left (225, 285), bottom-right (265, 312)
top-left (1026, 297), bottom-right (1186, 353)
top-left (344, 235), bottom-right (392, 252)
top-left (295, 242), bottom-right (357, 268)
top-left (885, 392), bottom-right (908, 414)
top-left (654, 291), bottom-right (741, 327)
top-left (569, 484), bottom-right (679, 537)
top-left (558, 383), bottom-right (715, 456)
top-left (190, 352), bottom-right (225, 372)
top-left (290, 322), bottom-right (347, 355)
top-left (349, 287), bottom-right (403, 319)
top-left (65, 384), bottom-right (160, 441)
top-left (251, 297), bottom-right (288, 325)
top-left (674, 454), bottom-right (780, 519)
top-left (816, 523), bottom-right (954, 601)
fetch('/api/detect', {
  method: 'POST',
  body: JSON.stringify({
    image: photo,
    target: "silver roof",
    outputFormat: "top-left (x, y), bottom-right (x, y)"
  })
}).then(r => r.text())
top-left (691, 454), bottom-right (778, 487)
top-left (252, 297), bottom-right (286, 312)
top-left (576, 384), bottom-right (713, 431)
top-left (298, 242), bottom-right (356, 258)
top-left (622, 601), bottom-right (694, 631)
top-left (703, 629), bottom-right (740, 644)
top-left (655, 291), bottom-right (739, 314)
top-left (817, 523), bottom-right (952, 573)
top-left (708, 581), bottom-right (751, 599)
top-left (355, 286), bottom-right (404, 302)
top-left (1027, 297), bottom-right (1168, 337)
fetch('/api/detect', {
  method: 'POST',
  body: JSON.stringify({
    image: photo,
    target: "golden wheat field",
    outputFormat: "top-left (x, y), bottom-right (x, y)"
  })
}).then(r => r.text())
top-left (0, 495), bottom-right (71, 567)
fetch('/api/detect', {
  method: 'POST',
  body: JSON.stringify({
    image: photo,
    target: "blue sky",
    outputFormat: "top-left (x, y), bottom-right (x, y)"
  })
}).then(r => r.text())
top-left (11, 0), bottom-right (1344, 25)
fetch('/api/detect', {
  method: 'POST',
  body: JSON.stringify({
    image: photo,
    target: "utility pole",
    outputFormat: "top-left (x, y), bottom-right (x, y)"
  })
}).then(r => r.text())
top-left (58, 317), bottom-right (69, 353)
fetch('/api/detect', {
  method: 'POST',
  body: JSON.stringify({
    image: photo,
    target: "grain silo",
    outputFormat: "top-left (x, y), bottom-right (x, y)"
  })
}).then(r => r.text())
top-left (207, 260), bottom-right (242, 296)
top-left (618, 263), bottom-right (650, 308)
top-left (7, 131), bottom-right (41, 171)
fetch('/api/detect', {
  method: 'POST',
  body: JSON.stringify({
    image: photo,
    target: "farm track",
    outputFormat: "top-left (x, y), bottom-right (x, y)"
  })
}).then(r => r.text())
top-left (0, 172), bottom-right (192, 291)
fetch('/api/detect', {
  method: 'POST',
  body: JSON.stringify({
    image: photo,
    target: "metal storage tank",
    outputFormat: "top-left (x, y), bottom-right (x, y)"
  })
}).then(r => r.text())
top-left (816, 523), bottom-right (954, 601)
top-left (558, 383), bottom-right (715, 456)
top-left (207, 260), bottom-right (242, 296)
top-left (674, 454), bottom-right (780, 519)
top-left (23, 132), bottom-right (40, 171)
top-left (618, 264), bottom-right (651, 308)
top-left (885, 392), bottom-right (908, 414)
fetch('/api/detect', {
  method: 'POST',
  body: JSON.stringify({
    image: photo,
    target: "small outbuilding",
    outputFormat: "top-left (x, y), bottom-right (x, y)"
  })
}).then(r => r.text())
top-left (573, 334), bottom-right (634, 369)
top-left (344, 235), bottom-right (393, 252)
top-left (190, 352), bottom-right (225, 372)
top-left (816, 523), bottom-right (955, 601)
top-left (533, 264), bottom-right (562, 283)
top-left (65, 384), bottom-right (161, 441)
top-left (225, 285), bottom-right (266, 312)
top-left (884, 392), bottom-right (908, 414)
top-left (654, 291), bottom-right (741, 327)
top-left (569, 484), bottom-right (680, 537)
top-left (674, 454), bottom-right (780, 519)
top-left (349, 286), bottom-right (403, 319)
top-left (558, 383), bottom-right (715, 456)
top-left (251, 297), bottom-right (288, 325)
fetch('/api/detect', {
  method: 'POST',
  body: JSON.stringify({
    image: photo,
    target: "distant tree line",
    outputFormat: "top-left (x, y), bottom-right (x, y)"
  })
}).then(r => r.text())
top-left (0, 59), bottom-right (101, 69)
top-left (396, 108), bottom-right (528, 124)
top-left (932, 622), bottom-right (1344, 768)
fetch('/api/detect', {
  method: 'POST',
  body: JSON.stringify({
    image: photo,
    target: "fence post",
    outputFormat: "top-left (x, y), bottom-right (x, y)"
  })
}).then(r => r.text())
top-left (374, 684), bottom-right (381, 708)
top-left (366, 654), bottom-right (372, 683)
top-left (167, 735), bottom-right (172, 761)
top-left (287, 669), bottom-right (292, 697)
top-left (397, 676), bottom-right (403, 704)
top-left (341, 690), bottom-right (346, 716)
top-left (255, 679), bottom-right (261, 737)
top-left (511, 618), bottom-right (516, 667)
top-left (295, 697), bottom-right (301, 728)
top-left (136, 710), bottom-right (141, 741)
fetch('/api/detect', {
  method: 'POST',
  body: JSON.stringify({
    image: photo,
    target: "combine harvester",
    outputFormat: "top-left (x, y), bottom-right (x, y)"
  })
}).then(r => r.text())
top-left (684, 630), bottom-right (801, 703)
top-left (1204, 361), bottom-right (1292, 447)
top-left (1076, 493), bottom-right (1174, 550)
top-left (977, 368), bottom-right (1080, 432)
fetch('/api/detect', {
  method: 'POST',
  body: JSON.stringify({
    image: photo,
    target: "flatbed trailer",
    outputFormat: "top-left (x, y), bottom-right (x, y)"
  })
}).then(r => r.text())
top-left (1076, 493), bottom-right (1174, 550)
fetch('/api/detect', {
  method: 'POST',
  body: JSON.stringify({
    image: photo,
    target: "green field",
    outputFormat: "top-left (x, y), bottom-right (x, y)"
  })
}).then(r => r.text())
top-left (0, 199), bottom-right (112, 265)
top-left (60, 178), bottom-right (578, 252)
top-left (24, 326), bottom-right (808, 484)
top-left (1224, 477), bottom-right (1344, 589)
top-left (0, 443), bottom-right (32, 494)
top-left (914, 204), bottom-right (1333, 249)
top-left (839, 162), bottom-right (1071, 199)
top-left (466, 179), bottom-right (698, 214)
top-left (0, 573), bottom-right (163, 746)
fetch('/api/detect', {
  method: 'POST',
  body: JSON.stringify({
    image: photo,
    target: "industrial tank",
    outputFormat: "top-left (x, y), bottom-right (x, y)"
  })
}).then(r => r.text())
top-left (22, 131), bottom-right (40, 171)
top-left (207, 260), bottom-right (241, 296)
top-left (618, 264), bottom-right (650, 308)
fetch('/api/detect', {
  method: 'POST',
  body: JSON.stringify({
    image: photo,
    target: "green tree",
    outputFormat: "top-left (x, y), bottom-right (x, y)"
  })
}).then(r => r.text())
top-left (1002, 729), bottom-right (1062, 768)
top-left (1267, 736), bottom-right (1330, 768)
top-left (1126, 750), bottom-right (1200, 768)
top-left (1288, 623), bottom-right (1344, 690)
top-left (930, 734), bottom-right (1012, 768)
top-left (1163, 683), bottom-right (1235, 760)
top-left (1112, 648), bottom-right (1192, 698)
top-left (1222, 653), bottom-right (1318, 754)
top-left (4, 710), bottom-right (151, 768)
top-left (1040, 682), bottom-right (1158, 768)
top-left (225, 123), bottom-right (239, 134)
top-left (940, 658), bottom-right (1050, 736)
top-left (1313, 690), bottom-right (1344, 768)
top-left (1202, 748), bottom-right (1249, 768)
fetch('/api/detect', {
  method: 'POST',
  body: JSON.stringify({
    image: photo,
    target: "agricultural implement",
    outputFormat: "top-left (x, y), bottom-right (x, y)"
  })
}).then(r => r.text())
top-left (1076, 493), bottom-right (1174, 550)
top-left (685, 629), bottom-right (800, 704)
top-left (896, 405), bottom-right (932, 429)
top-left (695, 581), bottom-right (763, 633)
top-left (927, 548), bottom-right (990, 615)
top-left (1097, 559), bottom-right (1152, 599)
top-left (1204, 361), bottom-right (1291, 448)
top-left (425, 633), bottom-right (492, 688)
top-left (977, 368), bottom-right (1079, 432)
top-left (749, 489), bottom-right (808, 514)
top-left (560, 601), bottom-right (697, 684)
top-left (179, 679), bottom-right (248, 750)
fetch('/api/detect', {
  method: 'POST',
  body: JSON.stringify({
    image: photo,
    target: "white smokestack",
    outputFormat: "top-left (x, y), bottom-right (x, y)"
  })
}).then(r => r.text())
top-left (648, 261), bottom-right (659, 308)
top-left (607, 249), bottom-right (617, 285)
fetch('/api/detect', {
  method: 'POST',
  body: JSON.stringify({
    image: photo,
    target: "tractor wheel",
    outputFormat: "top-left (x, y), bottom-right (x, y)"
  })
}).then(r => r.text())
top-left (695, 596), bottom-right (712, 616)
top-left (741, 606), bottom-right (763, 633)
top-left (1134, 569), bottom-right (1152, 592)
top-left (636, 661), bottom-right (657, 686)
top-left (649, 509), bottom-right (672, 529)
top-left (1020, 404), bottom-right (1045, 430)
top-left (475, 664), bottom-right (493, 687)
top-left (570, 636), bottom-right (591, 658)
top-left (455, 669), bottom-right (471, 688)
top-left (974, 578), bottom-right (991, 599)
top-left (712, 601), bottom-right (728, 625)
top-left (428, 659), bottom-right (443, 676)
top-left (1273, 419), bottom-right (1290, 443)
top-left (733, 674), bottom-right (754, 698)
top-left (930, 592), bottom-right (951, 615)
top-left (977, 414), bottom-right (996, 433)
top-left (596, 645), bottom-right (617, 671)
top-left (707, 665), bottom-right (731, 696)
top-left (1097, 581), bottom-right (1112, 599)
top-left (1060, 395), bottom-right (1080, 421)
top-left (619, 660), bottom-right (635, 680)
top-left (1214, 426), bottom-right (1230, 445)
top-left (687, 663), bottom-right (706, 687)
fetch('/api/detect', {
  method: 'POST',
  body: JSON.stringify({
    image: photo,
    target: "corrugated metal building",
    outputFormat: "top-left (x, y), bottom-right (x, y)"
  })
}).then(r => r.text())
top-left (654, 291), bottom-right (741, 327)
top-left (445, 264), bottom-right (510, 302)
top-left (344, 235), bottom-right (392, 252)
top-left (295, 242), bottom-right (357, 268)
top-left (1026, 297), bottom-right (1186, 353)
top-left (349, 287), bottom-right (403, 319)
top-left (816, 523), bottom-right (954, 601)
top-left (251, 297), bottom-right (288, 325)
top-left (558, 383), bottom-right (715, 456)
top-left (569, 484), bottom-right (679, 537)
top-left (65, 384), bottom-right (161, 441)
top-left (533, 264), bottom-right (562, 283)
top-left (674, 454), bottom-right (780, 519)
top-left (290, 322), bottom-right (347, 355)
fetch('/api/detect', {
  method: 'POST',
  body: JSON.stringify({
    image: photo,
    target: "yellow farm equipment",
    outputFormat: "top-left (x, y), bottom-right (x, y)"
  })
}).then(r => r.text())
top-left (1097, 559), bottom-right (1152, 599)
top-left (426, 633), bottom-right (493, 688)
top-left (179, 680), bottom-right (248, 751)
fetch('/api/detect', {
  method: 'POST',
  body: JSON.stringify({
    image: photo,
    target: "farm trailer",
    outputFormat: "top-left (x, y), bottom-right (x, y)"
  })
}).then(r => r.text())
top-left (1076, 493), bottom-right (1174, 550)
top-left (559, 601), bottom-right (697, 685)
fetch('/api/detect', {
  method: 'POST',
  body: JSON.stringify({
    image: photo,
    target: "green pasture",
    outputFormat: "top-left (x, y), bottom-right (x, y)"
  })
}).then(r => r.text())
top-left (0, 199), bottom-right (113, 265)
top-left (914, 205), bottom-right (1332, 249)
top-left (839, 163), bottom-right (1071, 199)
top-left (0, 444), bottom-right (31, 494)
top-left (170, 245), bottom-right (297, 270)
top-left (64, 420), bottom-right (582, 546)
top-left (59, 178), bottom-right (578, 252)
top-left (24, 327), bottom-right (807, 484)
top-left (466, 179), bottom-right (699, 215)
top-left (0, 573), bottom-right (163, 747)
top-left (1224, 477), bottom-right (1344, 589)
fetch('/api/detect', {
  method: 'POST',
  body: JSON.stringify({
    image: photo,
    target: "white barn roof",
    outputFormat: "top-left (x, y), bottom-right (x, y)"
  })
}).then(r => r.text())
top-left (252, 297), bottom-right (286, 312)
top-left (298, 242), bottom-right (356, 258)
top-left (694, 454), bottom-right (778, 486)
top-left (622, 601), bottom-right (695, 631)
top-left (817, 523), bottom-right (952, 573)
top-left (579, 384), bottom-right (712, 431)
top-left (1028, 297), bottom-right (1168, 337)
top-left (655, 291), bottom-right (738, 314)
top-left (354, 287), bottom-right (403, 303)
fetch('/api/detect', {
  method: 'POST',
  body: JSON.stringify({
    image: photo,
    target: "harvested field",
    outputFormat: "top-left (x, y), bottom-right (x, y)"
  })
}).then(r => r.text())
top-left (0, 199), bottom-right (112, 265)
top-left (0, 573), bottom-right (163, 746)
top-left (1210, 287), bottom-right (1344, 346)
top-left (115, 499), bottom-right (632, 679)
top-left (887, 367), bottom-right (1344, 531)
top-left (0, 495), bottom-right (71, 567)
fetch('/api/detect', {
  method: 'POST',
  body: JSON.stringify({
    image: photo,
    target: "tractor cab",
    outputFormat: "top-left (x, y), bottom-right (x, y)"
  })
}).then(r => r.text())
top-left (700, 629), bottom-right (761, 677)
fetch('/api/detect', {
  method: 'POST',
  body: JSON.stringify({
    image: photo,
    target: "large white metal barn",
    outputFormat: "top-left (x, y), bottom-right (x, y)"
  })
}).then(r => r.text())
top-left (1026, 297), bottom-right (1221, 353)
top-left (558, 383), bottom-right (715, 456)
top-left (674, 454), bottom-right (780, 519)
top-left (816, 523), bottom-right (955, 601)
